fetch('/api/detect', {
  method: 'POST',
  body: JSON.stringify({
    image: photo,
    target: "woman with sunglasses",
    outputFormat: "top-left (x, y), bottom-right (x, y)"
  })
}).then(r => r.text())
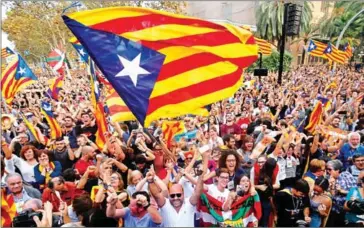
top-left (344, 172), bottom-right (364, 226)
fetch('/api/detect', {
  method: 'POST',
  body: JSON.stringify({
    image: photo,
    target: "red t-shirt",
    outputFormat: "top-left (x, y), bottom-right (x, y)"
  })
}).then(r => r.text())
top-left (74, 159), bottom-right (94, 175)
top-left (237, 117), bottom-right (251, 136)
top-left (220, 123), bottom-right (242, 136)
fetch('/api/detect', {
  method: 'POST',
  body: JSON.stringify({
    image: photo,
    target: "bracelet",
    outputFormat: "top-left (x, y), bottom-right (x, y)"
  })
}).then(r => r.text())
top-left (147, 179), bottom-right (155, 183)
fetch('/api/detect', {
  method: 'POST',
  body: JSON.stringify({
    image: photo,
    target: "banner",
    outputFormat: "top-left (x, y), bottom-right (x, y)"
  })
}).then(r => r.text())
top-left (198, 192), bottom-right (261, 227)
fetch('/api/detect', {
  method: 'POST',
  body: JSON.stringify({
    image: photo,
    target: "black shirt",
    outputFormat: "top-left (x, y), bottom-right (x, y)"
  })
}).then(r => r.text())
top-left (74, 123), bottom-right (98, 143)
top-left (275, 188), bottom-right (310, 227)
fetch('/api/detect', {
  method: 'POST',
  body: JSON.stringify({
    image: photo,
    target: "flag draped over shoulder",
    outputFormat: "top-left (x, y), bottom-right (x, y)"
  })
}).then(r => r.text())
top-left (63, 7), bottom-right (259, 127)
top-left (1, 188), bottom-right (17, 227)
top-left (307, 40), bottom-right (327, 59)
top-left (41, 102), bottom-right (62, 139)
top-left (324, 43), bottom-right (346, 64)
top-left (305, 101), bottom-right (323, 134)
top-left (198, 192), bottom-right (261, 227)
top-left (1, 54), bottom-right (38, 105)
top-left (47, 75), bottom-right (64, 101)
top-left (254, 38), bottom-right (272, 55)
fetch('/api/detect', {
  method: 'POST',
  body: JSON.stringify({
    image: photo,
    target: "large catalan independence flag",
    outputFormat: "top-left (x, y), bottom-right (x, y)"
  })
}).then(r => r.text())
top-left (324, 43), bottom-right (346, 64)
top-left (1, 54), bottom-right (38, 105)
top-left (307, 40), bottom-right (327, 59)
top-left (63, 7), bottom-right (258, 127)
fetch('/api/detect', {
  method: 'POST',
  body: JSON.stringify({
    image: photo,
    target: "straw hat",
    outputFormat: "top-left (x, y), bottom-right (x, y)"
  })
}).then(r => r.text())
top-left (1, 114), bottom-right (15, 130)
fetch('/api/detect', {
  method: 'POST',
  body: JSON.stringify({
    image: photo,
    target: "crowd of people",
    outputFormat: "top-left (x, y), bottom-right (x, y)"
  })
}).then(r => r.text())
top-left (1, 64), bottom-right (363, 227)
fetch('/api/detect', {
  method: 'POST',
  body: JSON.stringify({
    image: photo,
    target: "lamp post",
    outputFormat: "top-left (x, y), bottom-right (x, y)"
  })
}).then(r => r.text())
top-left (332, 8), bottom-right (364, 71)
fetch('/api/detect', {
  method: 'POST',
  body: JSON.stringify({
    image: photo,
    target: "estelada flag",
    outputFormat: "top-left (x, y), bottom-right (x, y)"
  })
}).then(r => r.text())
top-left (307, 40), bottom-right (328, 59)
top-left (305, 101), bottom-right (323, 134)
top-left (1, 54), bottom-right (38, 105)
top-left (63, 7), bottom-right (258, 127)
top-left (324, 43), bottom-right (346, 64)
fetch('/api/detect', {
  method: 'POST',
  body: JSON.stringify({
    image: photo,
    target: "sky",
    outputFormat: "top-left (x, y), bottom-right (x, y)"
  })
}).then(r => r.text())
top-left (2, 5), bottom-right (15, 49)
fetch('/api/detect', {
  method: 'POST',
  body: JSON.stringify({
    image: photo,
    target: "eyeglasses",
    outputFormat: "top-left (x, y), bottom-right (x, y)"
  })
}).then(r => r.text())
top-left (186, 157), bottom-right (193, 160)
top-left (219, 176), bottom-right (229, 180)
top-left (226, 159), bottom-right (236, 163)
top-left (258, 161), bottom-right (266, 164)
top-left (170, 193), bottom-right (182, 199)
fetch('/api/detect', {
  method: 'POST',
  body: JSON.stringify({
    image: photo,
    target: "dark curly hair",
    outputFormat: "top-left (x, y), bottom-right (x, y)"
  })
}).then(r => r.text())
top-left (218, 149), bottom-right (241, 172)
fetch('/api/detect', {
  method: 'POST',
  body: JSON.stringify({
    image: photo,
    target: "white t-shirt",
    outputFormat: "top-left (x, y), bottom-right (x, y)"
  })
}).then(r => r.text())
top-left (207, 184), bottom-right (230, 203)
top-left (5, 154), bottom-right (37, 183)
top-left (178, 176), bottom-right (197, 198)
top-left (208, 137), bottom-right (224, 149)
top-left (160, 197), bottom-right (197, 227)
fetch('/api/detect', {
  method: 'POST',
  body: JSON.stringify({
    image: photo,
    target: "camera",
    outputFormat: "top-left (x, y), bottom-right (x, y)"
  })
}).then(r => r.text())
top-left (13, 209), bottom-right (63, 227)
top-left (12, 209), bottom-right (42, 227)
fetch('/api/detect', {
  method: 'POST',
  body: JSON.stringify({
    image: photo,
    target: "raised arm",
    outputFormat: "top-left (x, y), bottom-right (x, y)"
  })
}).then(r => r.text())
top-left (147, 170), bottom-right (166, 208)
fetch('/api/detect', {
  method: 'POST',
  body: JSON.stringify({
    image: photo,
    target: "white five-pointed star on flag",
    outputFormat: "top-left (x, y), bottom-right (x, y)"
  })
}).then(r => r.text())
top-left (309, 43), bottom-right (315, 50)
top-left (18, 67), bottom-right (26, 75)
top-left (115, 54), bottom-right (150, 87)
top-left (79, 48), bottom-right (86, 56)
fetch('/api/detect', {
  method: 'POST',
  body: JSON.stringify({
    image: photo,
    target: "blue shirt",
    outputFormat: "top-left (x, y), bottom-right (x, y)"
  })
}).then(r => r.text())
top-left (123, 208), bottom-right (162, 227)
top-left (345, 187), bottom-right (364, 223)
top-left (338, 144), bottom-right (364, 170)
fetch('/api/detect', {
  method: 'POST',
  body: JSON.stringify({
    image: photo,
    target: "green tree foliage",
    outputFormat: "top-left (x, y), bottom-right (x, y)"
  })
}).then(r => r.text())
top-left (246, 51), bottom-right (293, 73)
top-left (2, 1), bottom-right (186, 64)
top-left (319, 1), bottom-right (364, 48)
top-left (255, 2), bottom-right (313, 43)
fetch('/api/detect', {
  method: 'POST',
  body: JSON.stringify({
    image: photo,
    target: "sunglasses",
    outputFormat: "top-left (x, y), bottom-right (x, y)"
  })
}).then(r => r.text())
top-left (186, 157), bottom-right (193, 160)
top-left (170, 193), bottom-right (182, 199)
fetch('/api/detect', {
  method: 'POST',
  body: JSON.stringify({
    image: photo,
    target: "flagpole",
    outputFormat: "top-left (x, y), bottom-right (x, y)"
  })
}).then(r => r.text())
top-left (64, 61), bottom-right (73, 80)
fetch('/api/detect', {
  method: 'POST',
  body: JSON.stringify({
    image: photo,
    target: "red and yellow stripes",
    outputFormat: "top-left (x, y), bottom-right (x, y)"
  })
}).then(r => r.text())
top-left (1, 56), bottom-right (33, 105)
top-left (106, 88), bottom-right (136, 123)
top-left (325, 44), bottom-right (347, 64)
top-left (40, 110), bottom-right (62, 140)
top-left (344, 43), bottom-right (353, 59)
top-left (305, 101), bottom-right (323, 134)
top-left (308, 40), bottom-right (327, 59)
top-left (254, 37), bottom-right (272, 55)
top-left (66, 7), bottom-right (258, 127)
top-left (1, 188), bottom-right (17, 227)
